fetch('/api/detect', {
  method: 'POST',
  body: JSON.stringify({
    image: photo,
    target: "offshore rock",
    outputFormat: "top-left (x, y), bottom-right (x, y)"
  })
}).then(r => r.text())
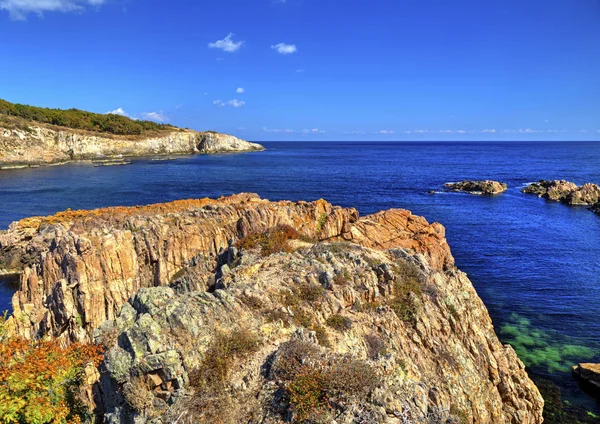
top-left (523, 180), bottom-right (600, 207)
top-left (0, 123), bottom-right (263, 169)
top-left (0, 194), bottom-right (453, 343)
top-left (444, 180), bottom-right (507, 195)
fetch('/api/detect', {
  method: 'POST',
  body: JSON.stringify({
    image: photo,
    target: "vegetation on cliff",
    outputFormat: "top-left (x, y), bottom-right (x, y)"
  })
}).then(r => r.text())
top-left (0, 98), bottom-right (173, 136)
top-left (0, 315), bottom-right (103, 424)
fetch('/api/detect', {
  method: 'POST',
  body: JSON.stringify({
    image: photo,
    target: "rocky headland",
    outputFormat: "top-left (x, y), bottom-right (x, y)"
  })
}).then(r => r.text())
top-left (522, 180), bottom-right (600, 214)
top-left (444, 180), bottom-right (508, 196)
top-left (0, 121), bottom-right (263, 169)
top-left (0, 194), bottom-right (544, 423)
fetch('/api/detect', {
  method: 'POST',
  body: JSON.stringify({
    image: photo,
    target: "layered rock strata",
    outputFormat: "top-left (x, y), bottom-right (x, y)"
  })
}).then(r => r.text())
top-left (0, 194), bottom-right (452, 343)
top-left (0, 194), bottom-right (545, 422)
top-left (0, 124), bottom-right (263, 169)
top-left (444, 180), bottom-right (508, 195)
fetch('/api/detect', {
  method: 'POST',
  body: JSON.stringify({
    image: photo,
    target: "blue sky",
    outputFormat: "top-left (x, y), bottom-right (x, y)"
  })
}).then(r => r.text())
top-left (0, 0), bottom-right (599, 141)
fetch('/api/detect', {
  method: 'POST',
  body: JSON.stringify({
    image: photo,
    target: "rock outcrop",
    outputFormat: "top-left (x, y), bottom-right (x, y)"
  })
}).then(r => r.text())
top-left (0, 194), bottom-right (453, 343)
top-left (522, 180), bottom-right (600, 208)
top-left (0, 195), bottom-right (544, 423)
top-left (0, 124), bottom-right (263, 169)
top-left (444, 181), bottom-right (508, 195)
top-left (572, 363), bottom-right (600, 390)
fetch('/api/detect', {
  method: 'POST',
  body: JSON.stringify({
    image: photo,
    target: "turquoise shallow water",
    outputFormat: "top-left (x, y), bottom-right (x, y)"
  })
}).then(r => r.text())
top-left (0, 141), bottom-right (599, 411)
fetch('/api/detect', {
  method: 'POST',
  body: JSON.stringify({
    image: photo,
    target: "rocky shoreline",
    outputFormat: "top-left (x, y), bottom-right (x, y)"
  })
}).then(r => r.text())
top-left (0, 124), bottom-right (264, 169)
top-left (0, 194), bottom-right (543, 423)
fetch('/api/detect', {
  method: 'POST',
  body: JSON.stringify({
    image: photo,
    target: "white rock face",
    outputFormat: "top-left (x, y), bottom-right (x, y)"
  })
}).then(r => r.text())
top-left (0, 124), bottom-right (264, 169)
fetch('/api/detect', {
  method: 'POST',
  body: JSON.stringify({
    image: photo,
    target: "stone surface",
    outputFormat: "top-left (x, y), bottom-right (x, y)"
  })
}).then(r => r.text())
top-left (94, 239), bottom-right (543, 423)
top-left (0, 123), bottom-right (263, 169)
top-left (0, 194), bottom-right (453, 343)
top-left (444, 180), bottom-right (508, 195)
top-left (572, 363), bottom-right (600, 390)
top-left (523, 180), bottom-right (600, 208)
top-left (0, 194), bottom-right (544, 423)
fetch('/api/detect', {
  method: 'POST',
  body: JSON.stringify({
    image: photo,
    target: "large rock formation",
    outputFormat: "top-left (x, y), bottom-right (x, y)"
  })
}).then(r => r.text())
top-left (444, 181), bottom-right (508, 195)
top-left (0, 195), bottom-right (544, 423)
top-left (523, 180), bottom-right (600, 209)
top-left (0, 124), bottom-right (263, 169)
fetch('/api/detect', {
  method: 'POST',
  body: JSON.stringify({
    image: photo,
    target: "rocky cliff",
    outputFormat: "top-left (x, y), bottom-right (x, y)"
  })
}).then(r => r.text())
top-left (0, 124), bottom-right (263, 169)
top-left (0, 194), bottom-right (543, 423)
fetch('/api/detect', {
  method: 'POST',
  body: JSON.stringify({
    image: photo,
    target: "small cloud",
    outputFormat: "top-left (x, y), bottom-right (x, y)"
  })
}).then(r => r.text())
top-left (209, 33), bottom-right (244, 53)
top-left (174, 104), bottom-right (183, 109)
top-left (580, 129), bottom-right (589, 134)
top-left (263, 127), bottom-right (294, 133)
top-left (141, 111), bottom-right (168, 122)
top-left (106, 107), bottom-right (128, 117)
top-left (519, 128), bottom-right (542, 133)
top-left (296, 69), bottom-right (305, 73)
top-left (482, 129), bottom-right (496, 133)
top-left (271, 42), bottom-right (297, 55)
top-left (228, 99), bottom-right (245, 108)
top-left (378, 130), bottom-right (396, 135)
top-left (544, 119), bottom-right (549, 123)
top-left (302, 128), bottom-right (324, 134)
top-left (213, 99), bottom-right (245, 108)
top-left (236, 87), bottom-right (245, 94)
top-left (237, 127), bottom-right (246, 130)
top-left (439, 130), bottom-right (453, 133)
top-left (414, 129), bottom-right (428, 134)
top-left (1, 0), bottom-right (106, 20)
top-left (456, 130), bottom-right (468, 134)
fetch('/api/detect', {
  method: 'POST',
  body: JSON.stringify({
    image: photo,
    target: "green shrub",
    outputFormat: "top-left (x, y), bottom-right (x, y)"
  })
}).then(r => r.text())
top-left (235, 225), bottom-right (302, 256)
top-left (325, 314), bottom-right (353, 332)
top-left (272, 340), bottom-right (380, 422)
top-left (189, 329), bottom-right (261, 391)
top-left (0, 98), bottom-right (173, 136)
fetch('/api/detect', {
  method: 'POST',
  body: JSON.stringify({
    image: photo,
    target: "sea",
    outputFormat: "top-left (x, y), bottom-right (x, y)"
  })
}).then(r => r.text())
top-left (1, 141), bottom-right (599, 412)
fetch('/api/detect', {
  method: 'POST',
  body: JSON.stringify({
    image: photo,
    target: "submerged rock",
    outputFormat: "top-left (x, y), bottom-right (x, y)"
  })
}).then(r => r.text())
top-left (444, 180), bottom-right (508, 195)
top-left (523, 180), bottom-right (600, 212)
top-left (572, 363), bottom-right (600, 390)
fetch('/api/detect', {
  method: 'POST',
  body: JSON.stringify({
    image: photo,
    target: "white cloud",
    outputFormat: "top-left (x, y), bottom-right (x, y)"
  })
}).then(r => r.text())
top-left (482, 129), bottom-right (496, 133)
top-left (141, 111), bottom-right (168, 122)
top-left (580, 129), bottom-right (589, 134)
top-left (237, 127), bottom-right (246, 130)
top-left (378, 130), bottom-right (396, 135)
top-left (271, 42), bottom-right (297, 55)
top-left (519, 128), bottom-right (542, 133)
top-left (106, 107), bottom-right (128, 117)
top-left (296, 69), bottom-right (305, 73)
top-left (263, 127), bottom-right (294, 133)
top-left (213, 99), bottom-right (245, 108)
top-left (302, 128), bottom-right (324, 134)
top-left (414, 129), bottom-right (428, 134)
top-left (209, 33), bottom-right (244, 53)
top-left (228, 99), bottom-right (245, 108)
top-left (236, 87), bottom-right (245, 94)
top-left (439, 130), bottom-right (453, 133)
top-left (0, 0), bottom-right (104, 20)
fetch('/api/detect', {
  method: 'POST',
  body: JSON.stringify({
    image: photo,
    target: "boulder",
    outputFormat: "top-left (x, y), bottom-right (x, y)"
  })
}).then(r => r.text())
top-left (444, 180), bottom-right (508, 195)
top-left (572, 363), bottom-right (600, 389)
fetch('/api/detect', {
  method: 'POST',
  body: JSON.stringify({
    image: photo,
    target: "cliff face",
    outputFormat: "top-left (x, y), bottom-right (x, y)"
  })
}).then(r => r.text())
top-left (0, 195), bottom-right (543, 423)
top-left (0, 124), bottom-right (263, 168)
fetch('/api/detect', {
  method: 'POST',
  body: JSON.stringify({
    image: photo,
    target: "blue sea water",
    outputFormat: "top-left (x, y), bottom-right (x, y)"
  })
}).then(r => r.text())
top-left (0, 141), bottom-right (599, 410)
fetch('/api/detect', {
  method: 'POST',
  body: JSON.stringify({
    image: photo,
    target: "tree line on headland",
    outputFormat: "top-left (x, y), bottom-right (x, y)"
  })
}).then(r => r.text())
top-left (0, 99), bottom-right (173, 136)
